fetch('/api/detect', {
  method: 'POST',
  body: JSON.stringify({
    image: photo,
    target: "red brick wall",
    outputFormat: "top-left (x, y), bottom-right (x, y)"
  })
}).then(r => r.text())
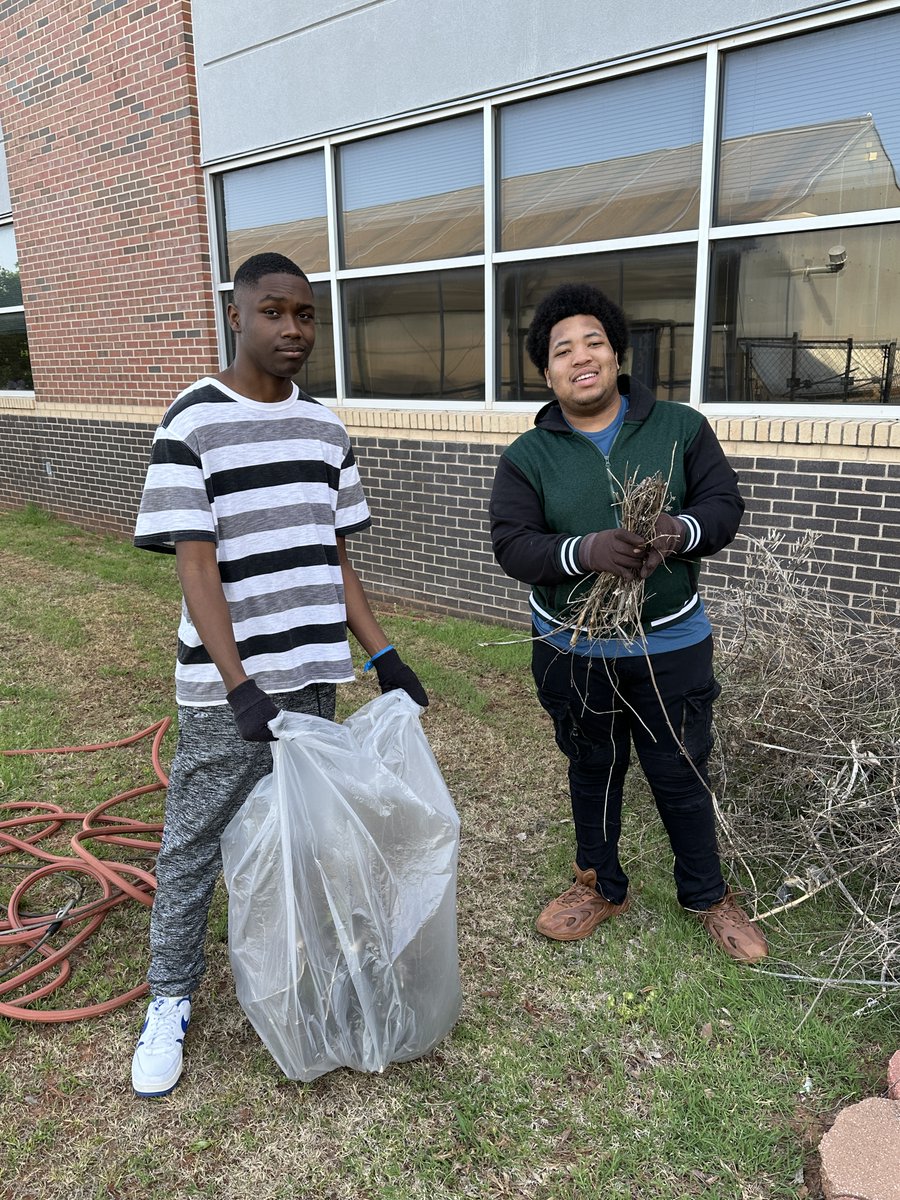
top-left (0, 0), bottom-right (217, 408)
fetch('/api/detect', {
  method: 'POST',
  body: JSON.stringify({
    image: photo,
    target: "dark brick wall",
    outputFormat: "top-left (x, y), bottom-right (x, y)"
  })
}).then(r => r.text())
top-left (707, 455), bottom-right (900, 619)
top-left (1, 414), bottom-right (898, 625)
top-left (351, 438), bottom-right (530, 625)
top-left (0, 413), bottom-right (153, 534)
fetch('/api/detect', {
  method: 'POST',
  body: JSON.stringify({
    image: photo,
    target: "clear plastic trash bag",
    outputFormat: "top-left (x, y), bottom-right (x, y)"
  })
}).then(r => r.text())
top-left (220, 689), bottom-right (461, 1081)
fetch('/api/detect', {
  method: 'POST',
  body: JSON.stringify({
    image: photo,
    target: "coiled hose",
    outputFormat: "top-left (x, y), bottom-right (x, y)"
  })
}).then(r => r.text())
top-left (0, 720), bottom-right (170, 1021)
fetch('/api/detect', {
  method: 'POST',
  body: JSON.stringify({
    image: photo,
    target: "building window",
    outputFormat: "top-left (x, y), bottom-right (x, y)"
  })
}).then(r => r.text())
top-left (0, 223), bottom-right (32, 391)
top-left (709, 11), bottom-right (900, 404)
top-left (210, 9), bottom-right (900, 411)
top-left (221, 152), bottom-right (329, 277)
top-left (717, 13), bottom-right (900, 225)
top-left (343, 268), bottom-right (484, 399)
top-left (499, 60), bottom-right (705, 250)
top-left (499, 246), bottom-right (697, 403)
top-left (708, 223), bottom-right (900, 404)
top-left (338, 114), bottom-right (483, 268)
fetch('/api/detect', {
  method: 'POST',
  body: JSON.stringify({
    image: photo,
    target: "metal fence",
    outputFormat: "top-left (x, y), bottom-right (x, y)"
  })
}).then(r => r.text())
top-left (737, 335), bottom-right (897, 403)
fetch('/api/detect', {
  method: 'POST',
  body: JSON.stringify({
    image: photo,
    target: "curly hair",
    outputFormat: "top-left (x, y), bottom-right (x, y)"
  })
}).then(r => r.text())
top-left (233, 253), bottom-right (309, 293)
top-left (525, 283), bottom-right (629, 373)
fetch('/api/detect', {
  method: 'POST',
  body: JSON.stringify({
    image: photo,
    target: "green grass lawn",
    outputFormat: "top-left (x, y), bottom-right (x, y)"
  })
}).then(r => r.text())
top-left (0, 505), bottom-right (894, 1200)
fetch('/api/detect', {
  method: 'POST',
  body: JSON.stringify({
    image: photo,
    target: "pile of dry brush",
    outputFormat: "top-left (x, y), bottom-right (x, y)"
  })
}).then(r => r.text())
top-left (707, 533), bottom-right (900, 990)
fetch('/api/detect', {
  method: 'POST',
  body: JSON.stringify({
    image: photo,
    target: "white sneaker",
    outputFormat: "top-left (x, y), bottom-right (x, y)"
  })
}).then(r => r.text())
top-left (131, 995), bottom-right (191, 1097)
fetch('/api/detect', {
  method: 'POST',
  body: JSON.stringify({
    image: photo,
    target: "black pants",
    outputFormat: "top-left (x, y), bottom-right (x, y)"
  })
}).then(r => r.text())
top-left (532, 634), bottom-right (725, 910)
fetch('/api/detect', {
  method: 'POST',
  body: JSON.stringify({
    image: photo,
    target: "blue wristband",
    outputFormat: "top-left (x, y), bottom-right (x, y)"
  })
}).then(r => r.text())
top-left (363, 644), bottom-right (394, 672)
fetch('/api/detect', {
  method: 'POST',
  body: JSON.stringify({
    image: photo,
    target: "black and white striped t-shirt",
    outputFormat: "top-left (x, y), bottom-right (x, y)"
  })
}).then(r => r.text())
top-left (134, 377), bottom-right (371, 706)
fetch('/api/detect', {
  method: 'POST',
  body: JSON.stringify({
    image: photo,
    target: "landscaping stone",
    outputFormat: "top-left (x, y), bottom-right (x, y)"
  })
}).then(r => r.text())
top-left (819, 1098), bottom-right (900, 1200)
top-left (887, 1050), bottom-right (900, 1101)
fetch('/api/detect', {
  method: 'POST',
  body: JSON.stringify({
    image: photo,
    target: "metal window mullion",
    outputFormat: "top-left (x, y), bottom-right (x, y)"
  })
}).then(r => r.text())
top-left (703, 400), bottom-right (897, 420)
top-left (335, 255), bottom-right (485, 281)
top-left (0, 305), bottom-right (24, 315)
top-left (204, 170), bottom-right (230, 371)
top-left (709, 206), bottom-right (900, 241)
top-left (483, 102), bottom-right (496, 409)
top-left (689, 43), bottom-right (721, 410)
top-left (323, 138), bottom-right (346, 404)
top-left (493, 228), bottom-right (698, 264)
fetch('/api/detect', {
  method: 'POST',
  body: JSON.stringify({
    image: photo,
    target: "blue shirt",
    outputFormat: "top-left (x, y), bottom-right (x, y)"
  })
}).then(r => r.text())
top-left (572, 394), bottom-right (629, 455)
top-left (532, 601), bottom-right (712, 658)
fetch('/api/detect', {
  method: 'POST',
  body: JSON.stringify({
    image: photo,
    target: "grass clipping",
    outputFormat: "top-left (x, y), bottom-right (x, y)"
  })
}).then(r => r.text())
top-left (564, 470), bottom-right (669, 644)
top-left (709, 533), bottom-right (900, 988)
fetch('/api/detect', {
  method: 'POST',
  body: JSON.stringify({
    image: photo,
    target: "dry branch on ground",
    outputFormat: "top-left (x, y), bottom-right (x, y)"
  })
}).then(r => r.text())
top-left (709, 533), bottom-right (900, 987)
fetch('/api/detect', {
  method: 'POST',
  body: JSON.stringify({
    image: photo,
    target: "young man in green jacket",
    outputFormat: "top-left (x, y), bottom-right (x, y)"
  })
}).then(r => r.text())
top-left (489, 282), bottom-right (766, 963)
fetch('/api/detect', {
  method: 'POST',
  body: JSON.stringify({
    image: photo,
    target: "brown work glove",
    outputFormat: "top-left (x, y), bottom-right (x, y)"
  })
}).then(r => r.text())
top-left (640, 512), bottom-right (686, 579)
top-left (578, 529), bottom-right (647, 580)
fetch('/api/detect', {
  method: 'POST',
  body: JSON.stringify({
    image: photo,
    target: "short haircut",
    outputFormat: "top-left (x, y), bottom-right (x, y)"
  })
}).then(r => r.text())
top-left (233, 253), bottom-right (309, 293)
top-left (525, 282), bottom-right (629, 373)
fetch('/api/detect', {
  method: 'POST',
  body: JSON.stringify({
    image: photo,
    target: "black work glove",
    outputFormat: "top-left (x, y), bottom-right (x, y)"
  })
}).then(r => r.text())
top-left (226, 679), bottom-right (280, 742)
top-left (373, 649), bottom-right (429, 708)
top-left (578, 528), bottom-right (647, 580)
top-left (640, 512), bottom-right (686, 580)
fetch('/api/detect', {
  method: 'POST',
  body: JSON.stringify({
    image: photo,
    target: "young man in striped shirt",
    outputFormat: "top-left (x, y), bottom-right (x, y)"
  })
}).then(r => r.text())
top-left (131, 252), bottom-right (427, 1097)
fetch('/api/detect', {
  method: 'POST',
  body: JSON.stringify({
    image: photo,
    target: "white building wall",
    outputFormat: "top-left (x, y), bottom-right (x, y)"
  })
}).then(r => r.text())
top-left (192, 0), bottom-right (838, 163)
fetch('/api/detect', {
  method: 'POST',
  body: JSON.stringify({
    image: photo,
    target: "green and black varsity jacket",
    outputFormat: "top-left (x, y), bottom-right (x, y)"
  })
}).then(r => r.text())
top-left (488, 377), bottom-right (744, 631)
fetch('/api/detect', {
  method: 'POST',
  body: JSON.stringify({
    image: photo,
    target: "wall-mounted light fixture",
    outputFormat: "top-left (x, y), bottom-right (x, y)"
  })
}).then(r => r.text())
top-left (790, 245), bottom-right (847, 281)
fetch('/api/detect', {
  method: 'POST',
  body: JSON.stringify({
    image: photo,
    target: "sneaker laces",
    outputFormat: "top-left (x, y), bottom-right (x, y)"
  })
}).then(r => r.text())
top-left (706, 895), bottom-right (753, 928)
top-left (143, 998), bottom-right (187, 1053)
top-left (557, 882), bottom-right (600, 907)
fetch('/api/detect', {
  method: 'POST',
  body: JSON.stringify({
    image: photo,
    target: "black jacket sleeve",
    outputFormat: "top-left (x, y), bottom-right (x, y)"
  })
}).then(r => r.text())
top-left (678, 418), bottom-right (745, 557)
top-left (489, 454), bottom-right (585, 586)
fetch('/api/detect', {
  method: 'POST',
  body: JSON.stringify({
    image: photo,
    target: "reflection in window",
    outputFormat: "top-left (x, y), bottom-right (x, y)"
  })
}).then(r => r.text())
top-left (339, 116), bottom-right (483, 268)
top-left (718, 13), bottom-right (900, 224)
top-left (0, 224), bottom-right (30, 391)
top-left (708, 225), bottom-right (900, 404)
top-left (221, 283), bottom-right (336, 398)
top-left (498, 248), bottom-right (697, 403)
top-left (0, 224), bottom-right (22, 306)
top-left (343, 269), bottom-right (484, 399)
top-left (500, 61), bottom-right (705, 250)
top-left (221, 153), bottom-right (329, 278)
top-left (0, 312), bottom-right (33, 391)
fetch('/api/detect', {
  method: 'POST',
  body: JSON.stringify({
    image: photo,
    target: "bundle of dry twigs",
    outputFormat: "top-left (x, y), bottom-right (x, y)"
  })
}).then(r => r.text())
top-left (563, 470), bottom-right (669, 644)
top-left (708, 533), bottom-right (900, 990)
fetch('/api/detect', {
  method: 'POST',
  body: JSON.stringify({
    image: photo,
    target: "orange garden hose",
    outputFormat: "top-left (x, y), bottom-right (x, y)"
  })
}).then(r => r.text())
top-left (0, 720), bottom-right (170, 1022)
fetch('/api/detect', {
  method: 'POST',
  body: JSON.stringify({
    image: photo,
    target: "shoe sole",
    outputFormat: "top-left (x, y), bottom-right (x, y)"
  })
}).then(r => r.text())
top-left (132, 1064), bottom-right (183, 1098)
top-left (709, 946), bottom-right (768, 964)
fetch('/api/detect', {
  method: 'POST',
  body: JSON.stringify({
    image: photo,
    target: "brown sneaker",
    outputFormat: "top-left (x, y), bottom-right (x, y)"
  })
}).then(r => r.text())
top-left (536, 864), bottom-right (629, 942)
top-left (693, 889), bottom-right (768, 963)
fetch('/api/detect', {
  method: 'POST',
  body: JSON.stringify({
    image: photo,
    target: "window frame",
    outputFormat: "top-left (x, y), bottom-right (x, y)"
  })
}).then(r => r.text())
top-left (0, 216), bottom-right (34, 399)
top-left (205, 0), bottom-right (900, 418)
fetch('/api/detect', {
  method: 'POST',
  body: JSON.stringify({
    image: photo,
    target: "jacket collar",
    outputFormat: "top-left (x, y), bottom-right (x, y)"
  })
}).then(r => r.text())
top-left (533, 374), bottom-right (657, 431)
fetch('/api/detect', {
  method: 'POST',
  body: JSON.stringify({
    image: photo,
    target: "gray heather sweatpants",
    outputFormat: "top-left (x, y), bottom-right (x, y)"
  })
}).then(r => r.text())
top-left (148, 684), bottom-right (336, 998)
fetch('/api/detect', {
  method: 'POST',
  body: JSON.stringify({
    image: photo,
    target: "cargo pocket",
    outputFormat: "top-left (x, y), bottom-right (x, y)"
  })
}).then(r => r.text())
top-left (535, 688), bottom-right (585, 762)
top-left (679, 676), bottom-right (721, 764)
